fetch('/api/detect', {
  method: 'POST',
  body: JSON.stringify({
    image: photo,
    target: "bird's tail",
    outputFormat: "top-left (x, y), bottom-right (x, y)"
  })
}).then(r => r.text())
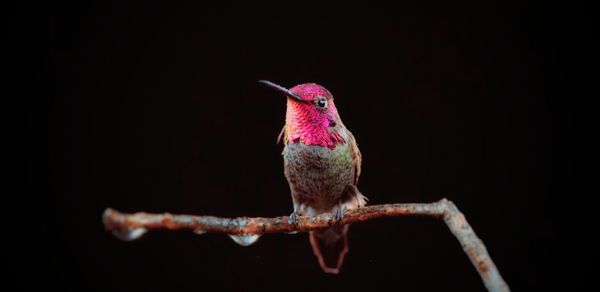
top-left (309, 224), bottom-right (350, 274)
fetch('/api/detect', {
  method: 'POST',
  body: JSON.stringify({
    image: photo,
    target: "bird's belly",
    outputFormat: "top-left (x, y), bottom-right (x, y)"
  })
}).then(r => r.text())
top-left (283, 142), bottom-right (354, 212)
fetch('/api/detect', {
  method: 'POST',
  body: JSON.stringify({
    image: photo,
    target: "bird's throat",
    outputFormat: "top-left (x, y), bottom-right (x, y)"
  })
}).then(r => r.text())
top-left (285, 122), bottom-right (345, 149)
top-left (285, 100), bottom-right (345, 149)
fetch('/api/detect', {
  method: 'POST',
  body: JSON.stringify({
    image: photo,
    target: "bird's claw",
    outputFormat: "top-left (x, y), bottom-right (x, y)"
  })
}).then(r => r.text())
top-left (288, 211), bottom-right (300, 225)
top-left (332, 205), bottom-right (345, 224)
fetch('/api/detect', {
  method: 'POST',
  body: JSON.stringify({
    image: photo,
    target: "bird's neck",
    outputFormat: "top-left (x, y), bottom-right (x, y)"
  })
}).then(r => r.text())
top-left (285, 117), bottom-right (345, 150)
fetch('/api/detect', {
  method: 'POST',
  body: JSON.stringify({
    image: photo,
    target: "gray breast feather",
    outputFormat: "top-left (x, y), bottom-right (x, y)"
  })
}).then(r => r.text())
top-left (283, 142), bottom-right (355, 212)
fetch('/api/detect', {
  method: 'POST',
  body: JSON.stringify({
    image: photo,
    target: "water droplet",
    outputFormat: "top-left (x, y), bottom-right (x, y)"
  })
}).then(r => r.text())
top-left (194, 229), bottom-right (207, 235)
top-left (112, 228), bottom-right (147, 241)
top-left (228, 234), bottom-right (261, 246)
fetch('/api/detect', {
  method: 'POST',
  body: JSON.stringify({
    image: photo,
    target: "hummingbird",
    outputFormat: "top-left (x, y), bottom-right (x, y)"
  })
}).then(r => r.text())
top-left (260, 80), bottom-right (367, 274)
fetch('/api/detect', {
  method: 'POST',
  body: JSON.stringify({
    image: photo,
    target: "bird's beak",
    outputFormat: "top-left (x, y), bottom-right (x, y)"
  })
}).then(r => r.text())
top-left (259, 80), bottom-right (305, 102)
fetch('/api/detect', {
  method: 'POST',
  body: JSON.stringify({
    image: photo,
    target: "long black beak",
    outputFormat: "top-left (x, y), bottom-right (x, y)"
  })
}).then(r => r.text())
top-left (258, 80), bottom-right (305, 102)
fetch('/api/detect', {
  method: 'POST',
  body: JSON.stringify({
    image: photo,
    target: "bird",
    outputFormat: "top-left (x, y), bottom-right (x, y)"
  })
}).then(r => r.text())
top-left (260, 80), bottom-right (367, 274)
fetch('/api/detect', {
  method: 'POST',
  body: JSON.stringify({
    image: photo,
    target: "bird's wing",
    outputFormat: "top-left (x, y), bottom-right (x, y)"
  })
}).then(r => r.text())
top-left (347, 129), bottom-right (362, 184)
top-left (277, 125), bottom-right (287, 144)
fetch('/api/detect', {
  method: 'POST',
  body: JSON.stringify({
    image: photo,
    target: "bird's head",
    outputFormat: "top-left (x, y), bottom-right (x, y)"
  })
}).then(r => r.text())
top-left (260, 80), bottom-right (344, 148)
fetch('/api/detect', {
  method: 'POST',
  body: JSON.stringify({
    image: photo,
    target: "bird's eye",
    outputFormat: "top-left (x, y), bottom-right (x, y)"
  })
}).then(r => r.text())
top-left (317, 98), bottom-right (327, 108)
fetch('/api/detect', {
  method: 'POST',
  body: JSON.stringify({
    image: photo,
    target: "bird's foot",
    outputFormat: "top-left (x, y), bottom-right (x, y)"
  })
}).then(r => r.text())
top-left (332, 202), bottom-right (346, 224)
top-left (288, 211), bottom-right (300, 225)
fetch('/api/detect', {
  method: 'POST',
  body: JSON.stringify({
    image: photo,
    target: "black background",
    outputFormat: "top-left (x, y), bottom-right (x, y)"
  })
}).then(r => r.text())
top-left (20, 2), bottom-right (585, 291)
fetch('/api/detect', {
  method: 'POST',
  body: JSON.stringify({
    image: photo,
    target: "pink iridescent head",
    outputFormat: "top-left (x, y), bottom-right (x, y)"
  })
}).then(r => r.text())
top-left (260, 80), bottom-right (344, 148)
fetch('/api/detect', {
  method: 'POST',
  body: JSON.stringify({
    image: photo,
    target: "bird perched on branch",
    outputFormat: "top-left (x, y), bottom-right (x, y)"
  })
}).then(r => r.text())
top-left (260, 80), bottom-right (367, 274)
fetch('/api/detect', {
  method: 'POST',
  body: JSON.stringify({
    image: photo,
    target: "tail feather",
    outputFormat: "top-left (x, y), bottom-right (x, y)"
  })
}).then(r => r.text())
top-left (309, 225), bottom-right (350, 274)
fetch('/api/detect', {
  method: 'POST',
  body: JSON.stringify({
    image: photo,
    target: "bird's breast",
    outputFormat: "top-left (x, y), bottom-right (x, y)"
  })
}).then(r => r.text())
top-left (283, 141), bottom-right (355, 212)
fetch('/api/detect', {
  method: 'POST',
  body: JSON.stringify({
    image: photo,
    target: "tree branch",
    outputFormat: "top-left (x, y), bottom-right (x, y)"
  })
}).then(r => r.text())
top-left (103, 198), bottom-right (509, 292)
